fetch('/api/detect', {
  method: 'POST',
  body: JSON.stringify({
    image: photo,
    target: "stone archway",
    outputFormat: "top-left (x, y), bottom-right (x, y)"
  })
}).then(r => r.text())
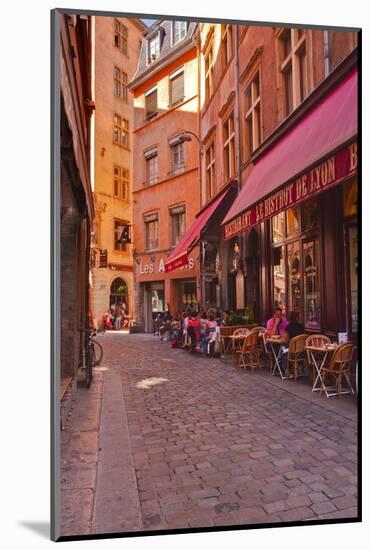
top-left (109, 277), bottom-right (129, 314)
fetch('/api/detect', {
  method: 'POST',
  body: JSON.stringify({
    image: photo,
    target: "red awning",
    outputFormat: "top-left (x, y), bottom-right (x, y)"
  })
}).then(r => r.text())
top-left (165, 187), bottom-right (230, 273)
top-left (223, 68), bottom-right (358, 238)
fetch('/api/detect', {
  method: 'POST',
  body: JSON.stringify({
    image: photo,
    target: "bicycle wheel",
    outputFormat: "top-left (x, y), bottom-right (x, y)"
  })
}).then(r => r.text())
top-left (91, 338), bottom-right (103, 366)
top-left (86, 346), bottom-right (94, 388)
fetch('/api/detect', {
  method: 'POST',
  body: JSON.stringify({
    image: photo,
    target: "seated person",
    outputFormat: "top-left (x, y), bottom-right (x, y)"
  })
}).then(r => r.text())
top-left (188, 312), bottom-right (201, 353)
top-left (281, 311), bottom-right (305, 375)
top-left (266, 307), bottom-right (288, 337)
top-left (103, 309), bottom-right (113, 329)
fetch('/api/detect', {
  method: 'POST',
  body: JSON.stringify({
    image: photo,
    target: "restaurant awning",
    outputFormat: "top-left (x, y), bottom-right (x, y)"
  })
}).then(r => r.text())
top-left (223, 68), bottom-right (358, 239)
top-left (165, 186), bottom-right (231, 273)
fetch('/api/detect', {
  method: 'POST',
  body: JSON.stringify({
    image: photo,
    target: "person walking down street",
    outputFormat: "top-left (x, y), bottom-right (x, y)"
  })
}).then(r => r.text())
top-left (207, 313), bottom-right (218, 356)
top-left (200, 312), bottom-right (208, 355)
top-left (114, 303), bottom-right (123, 330)
top-left (188, 311), bottom-right (201, 353)
top-left (182, 311), bottom-right (191, 348)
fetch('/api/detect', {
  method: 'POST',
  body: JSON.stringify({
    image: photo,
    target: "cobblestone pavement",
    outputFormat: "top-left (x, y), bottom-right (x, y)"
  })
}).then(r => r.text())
top-left (60, 332), bottom-right (358, 536)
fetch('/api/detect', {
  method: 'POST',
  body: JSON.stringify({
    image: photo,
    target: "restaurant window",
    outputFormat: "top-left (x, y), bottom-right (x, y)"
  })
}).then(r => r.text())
top-left (114, 20), bottom-right (128, 54)
top-left (114, 67), bottom-right (128, 101)
top-left (303, 239), bottom-right (321, 329)
top-left (114, 219), bottom-right (129, 252)
top-left (278, 28), bottom-right (308, 116)
top-left (148, 33), bottom-right (160, 63)
top-left (348, 226), bottom-right (358, 333)
top-left (286, 206), bottom-right (300, 237)
top-left (221, 24), bottom-right (233, 70)
top-left (223, 111), bottom-right (235, 181)
top-left (113, 114), bottom-right (129, 148)
top-left (273, 245), bottom-right (286, 313)
top-left (302, 198), bottom-right (319, 232)
top-left (144, 213), bottom-right (159, 251)
top-left (204, 42), bottom-right (214, 104)
top-left (114, 166), bottom-right (129, 200)
top-left (205, 140), bottom-right (215, 201)
top-left (169, 69), bottom-right (185, 106)
top-left (145, 87), bottom-right (158, 120)
top-left (172, 21), bottom-right (187, 45)
top-left (287, 240), bottom-right (301, 319)
top-left (170, 205), bottom-right (186, 247)
top-left (272, 211), bottom-right (286, 243)
top-left (170, 141), bottom-right (185, 174)
top-left (343, 178), bottom-right (358, 217)
top-left (144, 147), bottom-right (159, 185)
top-left (244, 69), bottom-right (262, 158)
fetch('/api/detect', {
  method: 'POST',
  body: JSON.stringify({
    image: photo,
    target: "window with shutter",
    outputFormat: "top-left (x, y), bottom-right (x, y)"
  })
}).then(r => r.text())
top-left (170, 71), bottom-right (184, 106)
top-left (145, 88), bottom-right (158, 120)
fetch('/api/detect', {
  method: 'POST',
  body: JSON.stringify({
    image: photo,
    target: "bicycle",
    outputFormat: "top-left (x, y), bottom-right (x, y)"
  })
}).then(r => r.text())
top-left (78, 328), bottom-right (105, 388)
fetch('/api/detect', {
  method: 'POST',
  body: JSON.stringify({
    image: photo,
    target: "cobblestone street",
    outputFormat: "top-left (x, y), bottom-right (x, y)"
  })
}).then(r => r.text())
top-left (61, 333), bottom-right (358, 536)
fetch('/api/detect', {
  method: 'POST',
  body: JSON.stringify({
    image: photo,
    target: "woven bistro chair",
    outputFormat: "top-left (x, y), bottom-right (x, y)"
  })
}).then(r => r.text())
top-left (235, 330), bottom-right (260, 371)
top-left (249, 326), bottom-right (269, 368)
top-left (286, 334), bottom-right (308, 381)
top-left (320, 343), bottom-right (355, 398)
top-left (232, 327), bottom-right (251, 356)
top-left (305, 334), bottom-right (332, 383)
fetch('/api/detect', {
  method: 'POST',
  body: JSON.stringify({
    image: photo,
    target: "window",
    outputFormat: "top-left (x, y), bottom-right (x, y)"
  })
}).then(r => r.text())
top-left (287, 240), bottom-right (301, 319)
top-left (223, 111), bottom-right (235, 181)
top-left (170, 142), bottom-right (185, 174)
top-left (114, 20), bottom-right (127, 54)
top-left (148, 34), bottom-right (160, 63)
top-left (144, 147), bottom-right (159, 185)
top-left (113, 114), bottom-right (129, 148)
top-left (221, 24), bottom-right (233, 69)
top-left (145, 87), bottom-right (158, 120)
top-left (114, 166), bottom-right (129, 200)
top-left (303, 239), bottom-right (321, 329)
top-left (172, 21), bottom-right (187, 44)
top-left (144, 213), bottom-right (159, 250)
top-left (244, 70), bottom-right (262, 158)
top-left (273, 245), bottom-right (286, 312)
top-left (271, 202), bottom-right (321, 327)
top-left (169, 69), bottom-right (184, 106)
top-left (114, 219), bottom-right (130, 252)
top-left (204, 44), bottom-right (214, 103)
top-left (170, 205), bottom-right (186, 246)
top-left (278, 28), bottom-right (308, 116)
top-left (114, 67), bottom-right (128, 101)
top-left (205, 140), bottom-right (215, 201)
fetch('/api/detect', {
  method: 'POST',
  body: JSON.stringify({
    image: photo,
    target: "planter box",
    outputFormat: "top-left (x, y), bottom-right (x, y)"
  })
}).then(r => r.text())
top-left (220, 324), bottom-right (258, 337)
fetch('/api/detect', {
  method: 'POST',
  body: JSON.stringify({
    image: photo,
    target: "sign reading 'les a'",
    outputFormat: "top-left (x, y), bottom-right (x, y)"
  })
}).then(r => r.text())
top-left (224, 142), bottom-right (357, 239)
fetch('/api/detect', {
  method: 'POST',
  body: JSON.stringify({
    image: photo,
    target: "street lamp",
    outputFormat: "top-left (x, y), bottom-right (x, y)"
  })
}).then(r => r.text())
top-left (178, 131), bottom-right (205, 155)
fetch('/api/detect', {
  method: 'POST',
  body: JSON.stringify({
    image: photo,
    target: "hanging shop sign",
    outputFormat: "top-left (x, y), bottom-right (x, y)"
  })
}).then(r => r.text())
top-left (224, 142), bottom-right (357, 239)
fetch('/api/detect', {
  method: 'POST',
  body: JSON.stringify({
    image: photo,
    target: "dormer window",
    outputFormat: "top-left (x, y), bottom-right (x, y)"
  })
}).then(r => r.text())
top-left (172, 21), bottom-right (187, 45)
top-left (148, 34), bottom-right (160, 63)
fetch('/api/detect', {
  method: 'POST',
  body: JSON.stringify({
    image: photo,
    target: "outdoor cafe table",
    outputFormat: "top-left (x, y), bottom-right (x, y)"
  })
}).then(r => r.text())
top-left (265, 336), bottom-right (287, 380)
top-left (220, 331), bottom-right (250, 356)
top-left (305, 342), bottom-right (338, 393)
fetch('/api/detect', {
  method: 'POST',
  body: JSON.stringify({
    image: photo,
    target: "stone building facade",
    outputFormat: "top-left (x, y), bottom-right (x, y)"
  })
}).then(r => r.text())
top-left (129, 20), bottom-right (201, 332)
top-left (89, 16), bottom-right (145, 328)
top-left (198, 23), bottom-right (358, 338)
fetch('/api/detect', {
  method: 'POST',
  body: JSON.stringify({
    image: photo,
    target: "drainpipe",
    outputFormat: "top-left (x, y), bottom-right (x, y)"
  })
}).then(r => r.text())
top-left (324, 30), bottom-right (330, 77)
